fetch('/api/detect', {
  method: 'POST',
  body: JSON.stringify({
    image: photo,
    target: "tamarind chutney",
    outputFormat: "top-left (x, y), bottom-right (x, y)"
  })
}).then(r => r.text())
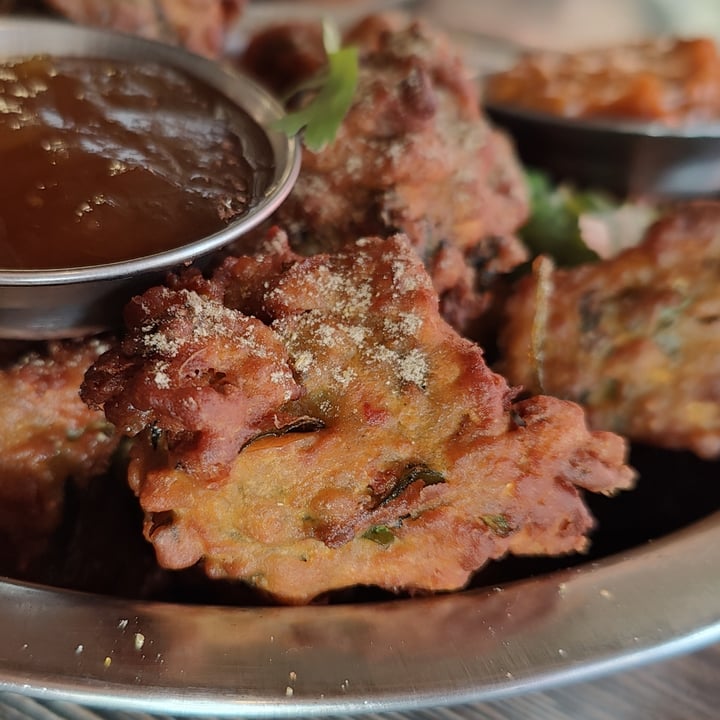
top-left (0, 55), bottom-right (274, 270)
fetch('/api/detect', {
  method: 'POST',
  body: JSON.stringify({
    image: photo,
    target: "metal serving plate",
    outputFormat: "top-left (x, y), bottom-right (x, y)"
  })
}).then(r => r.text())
top-left (0, 506), bottom-right (718, 717)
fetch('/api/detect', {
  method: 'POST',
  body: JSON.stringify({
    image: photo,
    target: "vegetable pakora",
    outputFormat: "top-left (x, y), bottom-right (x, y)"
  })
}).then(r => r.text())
top-left (485, 36), bottom-right (720, 125)
top-left (499, 201), bottom-right (720, 459)
top-left (42, 0), bottom-right (245, 58)
top-left (0, 339), bottom-right (118, 573)
top-left (83, 231), bottom-right (634, 604)
top-left (239, 15), bottom-right (530, 339)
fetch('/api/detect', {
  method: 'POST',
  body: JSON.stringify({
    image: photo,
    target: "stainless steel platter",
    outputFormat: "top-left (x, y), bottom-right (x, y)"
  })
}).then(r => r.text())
top-left (0, 506), bottom-right (719, 717)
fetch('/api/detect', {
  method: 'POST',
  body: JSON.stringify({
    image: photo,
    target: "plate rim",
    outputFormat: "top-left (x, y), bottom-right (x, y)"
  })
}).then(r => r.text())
top-left (0, 509), bottom-right (718, 717)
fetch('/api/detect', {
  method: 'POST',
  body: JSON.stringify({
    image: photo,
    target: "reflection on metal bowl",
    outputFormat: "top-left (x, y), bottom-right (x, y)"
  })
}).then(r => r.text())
top-left (0, 18), bottom-right (301, 340)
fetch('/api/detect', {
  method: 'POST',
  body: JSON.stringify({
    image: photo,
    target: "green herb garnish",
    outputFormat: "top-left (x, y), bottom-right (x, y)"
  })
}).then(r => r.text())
top-left (362, 525), bottom-right (396, 546)
top-left (272, 20), bottom-right (359, 152)
top-left (520, 169), bottom-right (657, 266)
top-left (481, 514), bottom-right (515, 537)
top-left (375, 464), bottom-right (446, 508)
top-left (520, 170), bottom-right (606, 266)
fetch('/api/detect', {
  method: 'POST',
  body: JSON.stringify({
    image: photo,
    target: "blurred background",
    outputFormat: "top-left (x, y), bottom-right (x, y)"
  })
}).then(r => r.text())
top-left (240, 0), bottom-right (720, 73)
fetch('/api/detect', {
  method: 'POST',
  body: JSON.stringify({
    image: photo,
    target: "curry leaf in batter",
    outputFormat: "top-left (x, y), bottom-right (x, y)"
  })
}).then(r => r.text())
top-left (362, 525), bottom-right (396, 546)
top-left (374, 464), bottom-right (446, 508)
top-left (481, 514), bottom-right (515, 537)
top-left (238, 416), bottom-right (325, 453)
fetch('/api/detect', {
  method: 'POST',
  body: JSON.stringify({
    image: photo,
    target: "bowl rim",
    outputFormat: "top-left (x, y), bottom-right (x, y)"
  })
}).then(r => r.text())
top-left (0, 16), bottom-right (301, 285)
top-left (483, 98), bottom-right (720, 140)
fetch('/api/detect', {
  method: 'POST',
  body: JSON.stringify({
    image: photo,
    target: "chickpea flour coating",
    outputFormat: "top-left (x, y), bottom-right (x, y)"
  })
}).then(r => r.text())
top-left (83, 232), bottom-right (634, 604)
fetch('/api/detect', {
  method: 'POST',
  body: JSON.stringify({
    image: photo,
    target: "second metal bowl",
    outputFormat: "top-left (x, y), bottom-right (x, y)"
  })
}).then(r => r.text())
top-left (484, 101), bottom-right (720, 200)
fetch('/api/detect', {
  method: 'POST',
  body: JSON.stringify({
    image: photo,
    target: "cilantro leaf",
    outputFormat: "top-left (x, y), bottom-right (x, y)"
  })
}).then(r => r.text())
top-left (271, 20), bottom-right (359, 152)
top-left (520, 170), bottom-right (605, 266)
top-left (520, 170), bottom-right (657, 266)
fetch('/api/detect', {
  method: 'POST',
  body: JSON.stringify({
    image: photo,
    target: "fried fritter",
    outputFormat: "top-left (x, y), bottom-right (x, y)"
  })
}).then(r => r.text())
top-left (499, 201), bottom-right (720, 459)
top-left (238, 15), bottom-right (529, 339)
top-left (239, 20), bottom-right (326, 99)
top-left (0, 338), bottom-right (118, 573)
top-left (39, 0), bottom-right (244, 58)
top-left (80, 279), bottom-right (303, 481)
top-left (83, 231), bottom-right (633, 604)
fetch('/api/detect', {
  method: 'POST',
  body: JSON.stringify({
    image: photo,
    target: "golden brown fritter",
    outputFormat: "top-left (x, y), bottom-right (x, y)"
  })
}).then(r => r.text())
top-left (498, 201), bottom-right (720, 459)
top-left (80, 280), bottom-right (304, 481)
top-left (84, 231), bottom-right (633, 604)
top-left (40, 0), bottom-right (244, 58)
top-left (0, 338), bottom-right (118, 573)
top-left (239, 15), bottom-right (529, 339)
top-left (239, 20), bottom-right (326, 99)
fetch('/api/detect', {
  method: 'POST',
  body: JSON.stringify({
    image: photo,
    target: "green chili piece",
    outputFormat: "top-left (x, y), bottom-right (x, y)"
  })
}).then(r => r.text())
top-left (362, 525), bottom-right (395, 546)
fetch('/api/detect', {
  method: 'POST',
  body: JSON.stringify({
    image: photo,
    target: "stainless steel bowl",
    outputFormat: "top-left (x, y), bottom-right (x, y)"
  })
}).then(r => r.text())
top-left (484, 102), bottom-right (720, 199)
top-left (0, 18), bottom-right (301, 340)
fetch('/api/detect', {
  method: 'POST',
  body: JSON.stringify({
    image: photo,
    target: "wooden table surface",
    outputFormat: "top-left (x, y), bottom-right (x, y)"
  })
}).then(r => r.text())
top-left (1, 641), bottom-right (718, 719)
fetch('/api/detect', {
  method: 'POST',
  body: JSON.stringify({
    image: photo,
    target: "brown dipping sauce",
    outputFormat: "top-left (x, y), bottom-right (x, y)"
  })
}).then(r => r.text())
top-left (0, 55), bottom-right (274, 270)
top-left (485, 37), bottom-right (720, 126)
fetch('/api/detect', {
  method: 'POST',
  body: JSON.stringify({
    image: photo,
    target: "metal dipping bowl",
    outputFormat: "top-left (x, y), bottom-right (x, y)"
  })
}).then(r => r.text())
top-left (484, 101), bottom-right (720, 199)
top-left (0, 18), bottom-right (301, 340)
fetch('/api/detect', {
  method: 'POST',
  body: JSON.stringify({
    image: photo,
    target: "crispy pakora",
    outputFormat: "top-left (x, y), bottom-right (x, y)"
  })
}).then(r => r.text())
top-left (7, 0), bottom-right (244, 58)
top-left (83, 231), bottom-right (633, 604)
top-left (238, 15), bottom-right (530, 339)
top-left (498, 201), bottom-right (720, 459)
top-left (0, 338), bottom-right (118, 573)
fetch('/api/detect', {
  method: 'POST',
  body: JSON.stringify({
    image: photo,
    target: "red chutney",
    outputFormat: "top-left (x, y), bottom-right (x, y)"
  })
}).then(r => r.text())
top-left (484, 37), bottom-right (720, 125)
top-left (0, 55), bottom-right (274, 270)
